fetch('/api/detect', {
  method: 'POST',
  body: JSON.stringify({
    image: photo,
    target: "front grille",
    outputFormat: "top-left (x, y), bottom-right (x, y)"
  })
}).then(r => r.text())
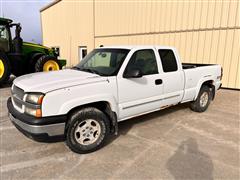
top-left (12, 85), bottom-right (24, 100)
top-left (12, 85), bottom-right (24, 110)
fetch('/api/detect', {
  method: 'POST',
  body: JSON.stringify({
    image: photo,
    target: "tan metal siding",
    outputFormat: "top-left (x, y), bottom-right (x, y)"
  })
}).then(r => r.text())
top-left (41, 0), bottom-right (240, 89)
top-left (41, 0), bottom-right (94, 66)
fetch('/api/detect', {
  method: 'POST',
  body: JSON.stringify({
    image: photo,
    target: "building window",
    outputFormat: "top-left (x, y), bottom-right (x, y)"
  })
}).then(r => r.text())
top-left (79, 46), bottom-right (87, 61)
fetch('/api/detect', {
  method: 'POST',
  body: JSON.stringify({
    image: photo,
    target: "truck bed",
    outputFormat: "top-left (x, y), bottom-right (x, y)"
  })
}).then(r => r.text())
top-left (182, 63), bottom-right (216, 69)
top-left (181, 62), bottom-right (221, 103)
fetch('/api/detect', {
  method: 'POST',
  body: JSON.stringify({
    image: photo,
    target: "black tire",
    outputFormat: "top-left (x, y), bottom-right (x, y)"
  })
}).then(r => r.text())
top-left (190, 85), bottom-right (212, 112)
top-left (0, 52), bottom-right (11, 84)
top-left (35, 55), bottom-right (59, 72)
top-left (28, 53), bottom-right (44, 73)
top-left (66, 107), bottom-right (110, 154)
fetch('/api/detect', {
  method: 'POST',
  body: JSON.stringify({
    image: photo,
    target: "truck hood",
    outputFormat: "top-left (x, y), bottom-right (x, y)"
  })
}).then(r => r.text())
top-left (14, 69), bottom-right (107, 93)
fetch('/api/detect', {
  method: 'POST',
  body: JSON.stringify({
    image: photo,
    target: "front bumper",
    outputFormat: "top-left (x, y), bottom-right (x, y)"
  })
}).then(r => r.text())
top-left (7, 97), bottom-right (67, 141)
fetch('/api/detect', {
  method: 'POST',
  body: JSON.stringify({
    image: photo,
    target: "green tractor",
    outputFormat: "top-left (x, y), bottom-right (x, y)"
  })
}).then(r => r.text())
top-left (0, 17), bottom-right (66, 84)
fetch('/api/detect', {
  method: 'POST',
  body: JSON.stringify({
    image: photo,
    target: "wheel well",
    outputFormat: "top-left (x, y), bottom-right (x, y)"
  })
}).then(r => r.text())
top-left (66, 101), bottom-right (118, 135)
top-left (201, 80), bottom-right (215, 100)
top-left (202, 80), bottom-right (213, 88)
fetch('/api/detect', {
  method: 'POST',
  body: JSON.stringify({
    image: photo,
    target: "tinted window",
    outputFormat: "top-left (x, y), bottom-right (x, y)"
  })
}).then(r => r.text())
top-left (158, 49), bottom-right (178, 72)
top-left (125, 49), bottom-right (158, 75)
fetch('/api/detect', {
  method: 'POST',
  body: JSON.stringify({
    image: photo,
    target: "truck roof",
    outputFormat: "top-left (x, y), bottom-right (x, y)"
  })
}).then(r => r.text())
top-left (98, 45), bottom-right (175, 50)
top-left (0, 17), bottom-right (13, 25)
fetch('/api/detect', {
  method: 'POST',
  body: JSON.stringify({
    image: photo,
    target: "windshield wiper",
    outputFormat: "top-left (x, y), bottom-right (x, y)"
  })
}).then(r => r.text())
top-left (72, 66), bottom-right (81, 70)
top-left (72, 67), bottom-right (104, 76)
top-left (83, 68), bottom-right (99, 75)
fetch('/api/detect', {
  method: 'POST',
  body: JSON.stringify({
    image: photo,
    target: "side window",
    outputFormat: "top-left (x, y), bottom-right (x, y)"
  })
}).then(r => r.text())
top-left (125, 49), bottom-right (158, 75)
top-left (158, 49), bottom-right (178, 72)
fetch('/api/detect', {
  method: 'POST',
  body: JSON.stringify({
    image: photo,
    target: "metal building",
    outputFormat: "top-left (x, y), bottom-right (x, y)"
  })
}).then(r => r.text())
top-left (40, 0), bottom-right (239, 89)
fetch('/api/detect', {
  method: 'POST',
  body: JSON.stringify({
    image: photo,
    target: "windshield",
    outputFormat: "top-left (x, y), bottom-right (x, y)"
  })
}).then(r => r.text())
top-left (74, 48), bottom-right (130, 76)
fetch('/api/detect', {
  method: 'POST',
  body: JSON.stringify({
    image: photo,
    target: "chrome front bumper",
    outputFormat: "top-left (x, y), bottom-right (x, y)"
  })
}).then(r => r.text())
top-left (9, 113), bottom-right (65, 137)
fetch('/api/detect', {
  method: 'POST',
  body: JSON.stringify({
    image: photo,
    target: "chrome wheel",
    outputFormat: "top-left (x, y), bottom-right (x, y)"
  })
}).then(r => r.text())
top-left (200, 92), bottom-right (209, 107)
top-left (74, 119), bottom-right (101, 145)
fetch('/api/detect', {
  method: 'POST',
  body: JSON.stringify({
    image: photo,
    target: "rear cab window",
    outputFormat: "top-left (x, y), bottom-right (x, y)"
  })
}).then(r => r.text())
top-left (158, 49), bottom-right (178, 72)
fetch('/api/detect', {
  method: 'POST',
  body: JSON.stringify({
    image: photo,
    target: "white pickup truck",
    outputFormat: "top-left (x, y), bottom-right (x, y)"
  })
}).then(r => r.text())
top-left (8, 46), bottom-right (222, 153)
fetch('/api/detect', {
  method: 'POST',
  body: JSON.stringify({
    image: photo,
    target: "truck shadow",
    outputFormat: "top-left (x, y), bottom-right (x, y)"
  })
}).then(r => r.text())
top-left (26, 103), bottom-right (191, 144)
top-left (107, 103), bottom-right (190, 144)
top-left (166, 138), bottom-right (214, 180)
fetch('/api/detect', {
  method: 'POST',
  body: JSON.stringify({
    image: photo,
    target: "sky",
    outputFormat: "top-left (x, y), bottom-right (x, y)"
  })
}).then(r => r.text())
top-left (0, 0), bottom-right (52, 44)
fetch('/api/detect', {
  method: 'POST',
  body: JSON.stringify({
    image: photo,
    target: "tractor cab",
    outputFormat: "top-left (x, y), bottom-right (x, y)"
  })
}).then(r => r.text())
top-left (0, 18), bottom-right (23, 55)
top-left (0, 17), bottom-right (66, 84)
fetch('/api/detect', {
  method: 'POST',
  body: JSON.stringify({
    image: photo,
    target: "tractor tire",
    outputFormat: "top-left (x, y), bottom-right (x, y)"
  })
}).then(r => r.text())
top-left (0, 53), bottom-right (11, 84)
top-left (28, 53), bottom-right (44, 73)
top-left (35, 55), bottom-right (60, 72)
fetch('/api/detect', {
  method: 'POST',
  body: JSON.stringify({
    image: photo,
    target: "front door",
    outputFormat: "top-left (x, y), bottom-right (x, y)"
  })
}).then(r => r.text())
top-left (117, 48), bottom-right (164, 120)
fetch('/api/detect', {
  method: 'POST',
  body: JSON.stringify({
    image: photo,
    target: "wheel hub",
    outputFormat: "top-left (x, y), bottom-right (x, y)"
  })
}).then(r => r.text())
top-left (43, 60), bottom-right (59, 71)
top-left (0, 59), bottom-right (4, 78)
top-left (200, 92), bottom-right (209, 107)
top-left (74, 119), bottom-right (101, 145)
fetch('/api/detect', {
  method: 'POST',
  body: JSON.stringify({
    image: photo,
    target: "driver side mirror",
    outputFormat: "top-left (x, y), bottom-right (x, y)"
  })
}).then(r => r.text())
top-left (123, 68), bottom-right (143, 78)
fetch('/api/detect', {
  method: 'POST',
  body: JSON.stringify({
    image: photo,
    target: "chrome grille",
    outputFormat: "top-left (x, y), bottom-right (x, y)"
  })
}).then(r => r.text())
top-left (12, 85), bottom-right (24, 110)
top-left (12, 85), bottom-right (24, 100)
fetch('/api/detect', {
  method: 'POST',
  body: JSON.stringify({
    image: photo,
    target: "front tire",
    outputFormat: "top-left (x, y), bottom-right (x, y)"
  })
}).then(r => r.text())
top-left (190, 85), bottom-right (212, 112)
top-left (35, 55), bottom-right (60, 72)
top-left (0, 53), bottom-right (11, 84)
top-left (66, 107), bottom-right (110, 154)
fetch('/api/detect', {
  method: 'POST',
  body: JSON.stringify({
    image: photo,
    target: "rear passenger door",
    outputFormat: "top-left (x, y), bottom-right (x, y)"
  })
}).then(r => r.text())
top-left (158, 49), bottom-right (184, 106)
top-left (117, 48), bottom-right (164, 120)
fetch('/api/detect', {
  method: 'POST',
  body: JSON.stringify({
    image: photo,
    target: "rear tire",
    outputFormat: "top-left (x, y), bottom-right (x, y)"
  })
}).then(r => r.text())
top-left (190, 85), bottom-right (212, 112)
top-left (0, 53), bottom-right (11, 84)
top-left (28, 53), bottom-right (44, 73)
top-left (66, 107), bottom-right (110, 154)
top-left (35, 55), bottom-right (60, 72)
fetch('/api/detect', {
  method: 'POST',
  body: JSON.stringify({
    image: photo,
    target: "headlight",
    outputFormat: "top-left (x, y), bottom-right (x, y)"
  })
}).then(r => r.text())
top-left (25, 107), bottom-right (42, 117)
top-left (25, 93), bottom-right (44, 105)
top-left (24, 93), bottom-right (44, 117)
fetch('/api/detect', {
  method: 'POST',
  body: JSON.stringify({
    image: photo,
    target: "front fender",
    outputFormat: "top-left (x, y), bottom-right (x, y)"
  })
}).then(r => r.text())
top-left (42, 89), bottom-right (118, 117)
top-left (58, 94), bottom-right (118, 115)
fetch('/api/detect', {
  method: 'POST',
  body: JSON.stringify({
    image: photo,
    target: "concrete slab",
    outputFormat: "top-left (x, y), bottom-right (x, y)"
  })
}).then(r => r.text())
top-left (0, 87), bottom-right (239, 179)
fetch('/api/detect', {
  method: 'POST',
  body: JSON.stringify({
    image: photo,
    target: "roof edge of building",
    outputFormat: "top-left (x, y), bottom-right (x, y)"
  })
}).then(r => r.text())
top-left (40, 0), bottom-right (62, 12)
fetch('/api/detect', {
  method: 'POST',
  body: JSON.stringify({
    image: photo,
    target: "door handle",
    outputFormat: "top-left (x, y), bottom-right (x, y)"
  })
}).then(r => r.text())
top-left (155, 79), bottom-right (162, 85)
